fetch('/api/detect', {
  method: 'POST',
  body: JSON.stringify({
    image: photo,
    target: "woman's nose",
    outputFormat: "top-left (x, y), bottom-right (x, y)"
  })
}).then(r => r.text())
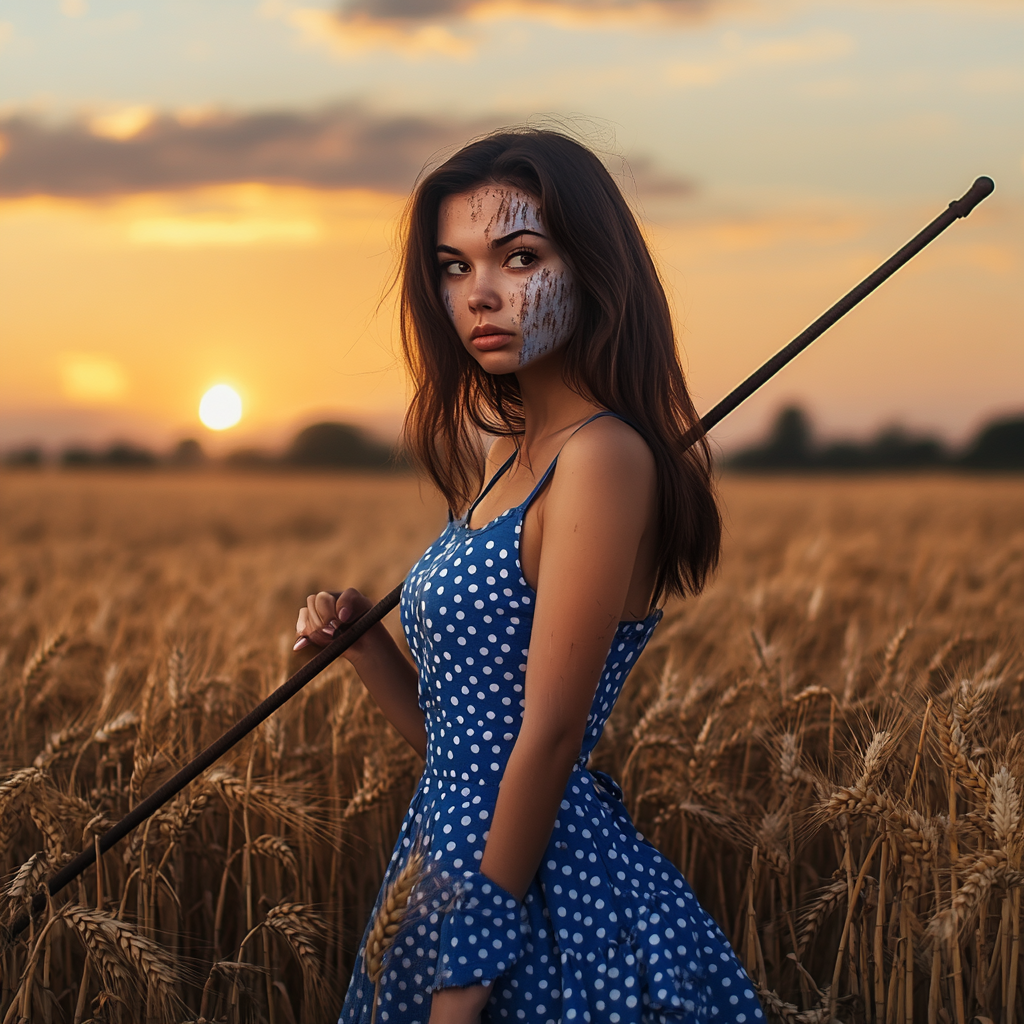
top-left (468, 273), bottom-right (502, 314)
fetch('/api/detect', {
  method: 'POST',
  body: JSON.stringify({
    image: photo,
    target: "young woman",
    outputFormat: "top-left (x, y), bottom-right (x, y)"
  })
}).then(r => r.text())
top-left (294, 130), bottom-right (764, 1024)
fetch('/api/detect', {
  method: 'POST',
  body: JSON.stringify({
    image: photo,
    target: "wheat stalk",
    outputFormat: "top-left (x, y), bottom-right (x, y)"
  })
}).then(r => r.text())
top-left (936, 699), bottom-right (989, 801)
top-left (876, 624), bottom-right (912, 691)
top-left (365, 850), bottom-right (424, 983)
top-left (155, 790), bottom-right (209, 842)
top-left (796, 879), bottom-right (848, 955)
top-left (344, 744), bottom-right (419, 819)
top-left (60, 903), bottom-right (181, 1013)
top-left (0, 767), bottom-right (46, 814)
top-left (32, 723), bottom-right (88, 769)
top-left (989, 765), bottom-right (1021, 849)
top-left (263, 901), bottom-right (326, 1008)
top-left (0, 767), bottom-right (46, 856)
top-left (29, 802), bottom-right (67, 860)
top-left (927, 850), bottom-right (1020, 943)
top-left (856, 730), bottom-right (892, 790)
top-left (252, 834), bottom-right (300, 878)
top-left (205, 765), bottom-right (319, 837)
top-left (93, 710), bottom-right (139, 744)
top-left (5, 851), bottom-right (48, 905)
top-left (364, 849), bottom-right (424, 1024)
top-left (22, 634), bottom-right (68, 686)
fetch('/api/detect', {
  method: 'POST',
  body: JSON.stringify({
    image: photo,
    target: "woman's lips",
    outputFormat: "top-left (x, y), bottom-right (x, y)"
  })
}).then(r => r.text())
top-left (470, 332), bottom-right (514, 351)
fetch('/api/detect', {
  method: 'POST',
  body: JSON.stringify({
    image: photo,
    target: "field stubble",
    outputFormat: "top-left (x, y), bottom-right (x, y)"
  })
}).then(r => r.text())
top-left (1, 470), bottom-right (1022, 1023)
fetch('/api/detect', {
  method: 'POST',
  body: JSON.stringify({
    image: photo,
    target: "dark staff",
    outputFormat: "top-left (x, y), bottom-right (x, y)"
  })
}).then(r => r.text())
top-left (5, 174), bottom-right (994, 944)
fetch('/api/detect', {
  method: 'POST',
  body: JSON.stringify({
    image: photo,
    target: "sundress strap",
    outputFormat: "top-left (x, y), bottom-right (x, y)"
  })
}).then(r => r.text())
top-left (456, 410), bottom-right (638, 524)
top-left (464, 447), bottom-right (519, 520)
top-left (520, 410), bottom-right (635, 513)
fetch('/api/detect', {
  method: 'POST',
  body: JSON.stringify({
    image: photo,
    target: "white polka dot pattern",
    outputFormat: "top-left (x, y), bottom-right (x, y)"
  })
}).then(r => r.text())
top-left (339, 414), bottom-right (765, 1023)
top-left (437, 872), bottom-right (527, 987)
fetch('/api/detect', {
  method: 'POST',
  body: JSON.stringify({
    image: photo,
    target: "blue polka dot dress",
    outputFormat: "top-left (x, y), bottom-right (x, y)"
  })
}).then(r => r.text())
top-left (339, 413), bottom-right (765, 1024)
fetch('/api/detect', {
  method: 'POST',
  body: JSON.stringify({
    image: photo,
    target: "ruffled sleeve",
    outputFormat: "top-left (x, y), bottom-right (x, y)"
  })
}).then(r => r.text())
top-left (431, 871), bottom-right (526, 990)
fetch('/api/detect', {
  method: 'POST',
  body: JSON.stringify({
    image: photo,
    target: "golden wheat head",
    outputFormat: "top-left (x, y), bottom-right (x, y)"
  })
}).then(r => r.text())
top-left (365, 849), bottom-right (425, 984)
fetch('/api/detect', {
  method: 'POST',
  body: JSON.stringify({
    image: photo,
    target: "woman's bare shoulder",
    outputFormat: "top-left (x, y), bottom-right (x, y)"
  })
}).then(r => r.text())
top-left (560, 415), bottom-right (654, 475)
top-left (540, 413), bottom-right (659, 532)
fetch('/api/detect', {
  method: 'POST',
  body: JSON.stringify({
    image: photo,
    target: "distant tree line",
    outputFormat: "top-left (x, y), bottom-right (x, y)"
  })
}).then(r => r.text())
top-left (2, 422), bottom-right (406, 472)
top-left (6, 411), bottom-right (1023, 473)
top-left (728, 406), bottom-right (1024, 472)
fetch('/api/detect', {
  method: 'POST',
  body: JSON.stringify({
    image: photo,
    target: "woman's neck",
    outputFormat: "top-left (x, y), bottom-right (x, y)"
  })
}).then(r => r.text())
top-left (514, 350), bottom-right (603, 468)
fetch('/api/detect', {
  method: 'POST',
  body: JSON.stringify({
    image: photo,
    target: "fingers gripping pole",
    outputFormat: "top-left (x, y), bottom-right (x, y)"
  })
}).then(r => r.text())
top-left (5, 176), bottom-right (994, 944)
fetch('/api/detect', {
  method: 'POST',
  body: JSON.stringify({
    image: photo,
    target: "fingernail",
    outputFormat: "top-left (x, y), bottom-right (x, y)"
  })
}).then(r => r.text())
top-left (322, 623), bottom-right (336, 637)
top-left (329, 618), bottom-right (341, 631)
top-left (339, 607), bottom-right (351, 623)
top-left (293, 637), bottom-right (309, 651)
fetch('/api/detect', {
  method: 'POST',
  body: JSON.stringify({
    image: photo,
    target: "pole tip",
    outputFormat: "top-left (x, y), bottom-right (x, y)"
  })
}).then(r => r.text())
top-left (950, 176), bottom-right (995, 218)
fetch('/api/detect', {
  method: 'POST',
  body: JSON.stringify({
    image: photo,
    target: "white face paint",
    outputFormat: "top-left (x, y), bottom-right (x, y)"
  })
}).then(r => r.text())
top-left (513, 264), bottom-right (577, 367)
top-left (483, 189), bottom-right (541, 236)
top-left (486, 191), bottom-right (577, 366)
top-left (438, 185), bottom-right (577, 371)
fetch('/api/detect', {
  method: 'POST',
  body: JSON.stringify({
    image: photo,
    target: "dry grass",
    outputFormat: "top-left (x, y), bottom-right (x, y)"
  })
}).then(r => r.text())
top-left (0, 469), bottom-right (1022, 1022)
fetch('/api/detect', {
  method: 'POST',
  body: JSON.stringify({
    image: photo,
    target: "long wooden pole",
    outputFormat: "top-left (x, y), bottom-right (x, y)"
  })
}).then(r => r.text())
top-left (4, 174), bottom-right (994, 944)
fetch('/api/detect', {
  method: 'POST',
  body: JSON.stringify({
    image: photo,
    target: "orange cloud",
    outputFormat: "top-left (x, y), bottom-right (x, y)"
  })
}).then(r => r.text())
top-left (308, 0), bottom-right (728, 23)
top-left (0, 107), bottom-right (696, 211)
top-left (287, 7), bottom-right (474, 56)
top-left (0, 107), bottom-right (493, 198)
top-left (275, 0), bottom-right (748, 56)
top-left (89, 106), bottom-right (156, 141)
top-left (276, 0), bottom-right (1011, 58)
top-left (467, 0), bottom-right (736, 28)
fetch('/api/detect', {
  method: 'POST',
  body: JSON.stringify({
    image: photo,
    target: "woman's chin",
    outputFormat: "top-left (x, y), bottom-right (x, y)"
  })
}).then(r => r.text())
top-left (467, 345), bottom-right (523, 375)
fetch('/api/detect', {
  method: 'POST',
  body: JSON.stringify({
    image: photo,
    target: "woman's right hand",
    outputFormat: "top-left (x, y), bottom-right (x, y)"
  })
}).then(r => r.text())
top-left (293, 588), bottom-right (384, 663)
top-left (296, 588), bottom-right (425, 755)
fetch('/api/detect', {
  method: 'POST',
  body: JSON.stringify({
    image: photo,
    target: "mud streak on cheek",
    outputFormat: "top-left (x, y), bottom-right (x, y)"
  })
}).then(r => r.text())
top-left (518, 268), bottom-right (577, 367)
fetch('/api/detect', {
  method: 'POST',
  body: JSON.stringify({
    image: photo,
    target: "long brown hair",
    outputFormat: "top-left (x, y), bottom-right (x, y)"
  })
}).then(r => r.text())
top-left (399, 128), bottom-right (720, 600)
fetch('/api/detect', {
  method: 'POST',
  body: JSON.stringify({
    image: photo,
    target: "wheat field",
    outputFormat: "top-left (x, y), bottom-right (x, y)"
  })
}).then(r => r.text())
top-left (1, 469), bottom-right (1022, 1023)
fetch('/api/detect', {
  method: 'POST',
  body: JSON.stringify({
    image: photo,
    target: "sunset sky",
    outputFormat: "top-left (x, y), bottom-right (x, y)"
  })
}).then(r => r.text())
top-left (1, 0), bottom-right (1021, 454)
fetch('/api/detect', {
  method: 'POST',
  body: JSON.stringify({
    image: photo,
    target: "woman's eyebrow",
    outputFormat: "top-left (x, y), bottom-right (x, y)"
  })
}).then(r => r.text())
top-left (490, 229), bottom-right (547, 249)
top-left (435, 229), bottom-right (548, 257)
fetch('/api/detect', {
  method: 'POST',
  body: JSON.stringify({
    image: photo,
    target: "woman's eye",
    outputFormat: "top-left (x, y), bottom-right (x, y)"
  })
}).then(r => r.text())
top-left (443, 261), bottom-right (471, 276)
top-left (506, 251), bottom-right (537, 270)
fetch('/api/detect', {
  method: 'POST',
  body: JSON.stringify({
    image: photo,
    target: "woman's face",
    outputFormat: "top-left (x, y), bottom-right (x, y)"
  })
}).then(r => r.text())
top-left (437, 185), bottom-right (577, 373)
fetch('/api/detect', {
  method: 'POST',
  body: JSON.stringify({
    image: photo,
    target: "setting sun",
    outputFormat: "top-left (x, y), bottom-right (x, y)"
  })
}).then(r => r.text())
top-left (198, 384), bottom-right (242, 430)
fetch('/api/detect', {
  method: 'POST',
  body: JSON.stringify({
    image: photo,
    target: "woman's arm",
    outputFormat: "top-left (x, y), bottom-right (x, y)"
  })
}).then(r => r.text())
top-left (296, 589), bottom-right (428, 757)
top-left (479, 418), bottom-right (657, 898)
top-left (294, 437), bottom-right (521, 760)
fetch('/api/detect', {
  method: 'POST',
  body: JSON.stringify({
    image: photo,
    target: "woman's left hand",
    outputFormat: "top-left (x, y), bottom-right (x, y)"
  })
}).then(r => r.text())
top-left (428, 981), bottom-right (494, 1024)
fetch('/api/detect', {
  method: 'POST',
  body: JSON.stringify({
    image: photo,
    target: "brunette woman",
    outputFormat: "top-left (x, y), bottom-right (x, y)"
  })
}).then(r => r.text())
top-left (294, 129), bottom-right (764, 1024)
